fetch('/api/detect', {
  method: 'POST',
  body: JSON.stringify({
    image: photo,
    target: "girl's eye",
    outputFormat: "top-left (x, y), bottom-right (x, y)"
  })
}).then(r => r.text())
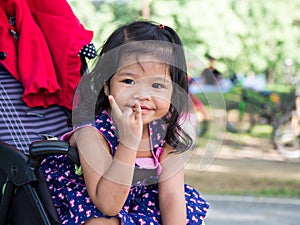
top-left (152, 83), bottom-right (164, 89)
top-left (123, 79), bottom-right (135, 85)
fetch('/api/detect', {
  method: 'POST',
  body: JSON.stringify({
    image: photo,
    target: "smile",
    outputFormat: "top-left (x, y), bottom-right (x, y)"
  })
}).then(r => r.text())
top-left (140, 105), bottom-right (150, 110)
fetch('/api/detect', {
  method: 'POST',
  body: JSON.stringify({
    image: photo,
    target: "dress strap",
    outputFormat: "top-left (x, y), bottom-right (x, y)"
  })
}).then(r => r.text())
top-left (149, 119), bottom-right (167, 157)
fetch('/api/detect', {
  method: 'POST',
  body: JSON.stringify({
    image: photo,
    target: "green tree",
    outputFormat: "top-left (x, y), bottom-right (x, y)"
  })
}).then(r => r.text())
top-left (68, 0), bottom-right (300, 84)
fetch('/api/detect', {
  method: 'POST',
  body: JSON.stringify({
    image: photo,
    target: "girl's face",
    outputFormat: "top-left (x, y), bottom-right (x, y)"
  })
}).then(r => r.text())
top-left (106, 57), bottom-right (173, 124)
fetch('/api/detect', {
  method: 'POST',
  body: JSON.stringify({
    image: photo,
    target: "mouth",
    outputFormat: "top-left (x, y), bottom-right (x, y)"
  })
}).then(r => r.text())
top-left (140, 105), bottom-right (150, 110)
top-left (132, 105), bottom-right (151, 114)
top-left (140, 106), bottom-right (153, 116)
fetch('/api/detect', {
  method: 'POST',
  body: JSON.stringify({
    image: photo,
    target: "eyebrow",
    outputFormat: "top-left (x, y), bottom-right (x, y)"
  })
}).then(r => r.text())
top-left (115, 71), bottom-right (139, 79)
top-left (154, 76), bottom-right (172, 84)
top-left (117, 71), bottom-right (171, 81)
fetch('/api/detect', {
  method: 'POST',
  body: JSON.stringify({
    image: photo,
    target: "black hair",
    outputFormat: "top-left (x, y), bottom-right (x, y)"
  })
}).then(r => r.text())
top-left (73, 21), bottom-right (193, 153)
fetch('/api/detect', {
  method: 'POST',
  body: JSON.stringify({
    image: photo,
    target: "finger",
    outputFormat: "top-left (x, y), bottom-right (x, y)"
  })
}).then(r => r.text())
top-left (123, 107), bottom-right (133, 118)
top-left (108, 95), bottom-right (122, 119)
top-left (134, 101), bottom-right (142, 121)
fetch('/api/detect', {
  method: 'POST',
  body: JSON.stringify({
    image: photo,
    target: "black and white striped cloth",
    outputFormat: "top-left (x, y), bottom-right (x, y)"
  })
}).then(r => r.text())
top-left (0, 64), bottom-right (72, 154)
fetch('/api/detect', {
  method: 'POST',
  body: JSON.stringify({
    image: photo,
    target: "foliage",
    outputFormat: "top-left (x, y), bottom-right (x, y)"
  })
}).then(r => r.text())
top-left (68, 0), bottom-right (300, 84)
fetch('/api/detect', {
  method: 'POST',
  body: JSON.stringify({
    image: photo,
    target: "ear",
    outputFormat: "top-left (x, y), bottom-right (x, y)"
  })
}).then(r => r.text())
top-left (104, 84), bottom-right (109, 96)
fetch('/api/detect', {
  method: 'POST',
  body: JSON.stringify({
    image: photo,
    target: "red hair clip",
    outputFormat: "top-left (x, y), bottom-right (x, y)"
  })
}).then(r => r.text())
top-left (158, 24), bottom-right (165, 29)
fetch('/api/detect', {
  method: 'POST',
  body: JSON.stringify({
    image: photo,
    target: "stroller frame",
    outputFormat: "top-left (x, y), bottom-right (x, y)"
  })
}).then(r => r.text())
top-left (0, 140), bottom-right (78, 225)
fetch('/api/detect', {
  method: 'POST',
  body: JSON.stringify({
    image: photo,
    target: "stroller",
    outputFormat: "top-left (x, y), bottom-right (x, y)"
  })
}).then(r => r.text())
top-left (0, 0), bottom-right (95, 224)
top-left (0, 140), bottom-right (80, 225)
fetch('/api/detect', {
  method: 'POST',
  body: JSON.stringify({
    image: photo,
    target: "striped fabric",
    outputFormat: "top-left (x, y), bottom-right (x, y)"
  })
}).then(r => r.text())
top-left (0, 64), bottom-right (71, 154)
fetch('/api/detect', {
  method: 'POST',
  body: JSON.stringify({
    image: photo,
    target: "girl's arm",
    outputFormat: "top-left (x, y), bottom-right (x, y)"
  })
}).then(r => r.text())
top-left (72, 96), bottom-right (143, 216)
top-left (71, 127), bottom-right (137, 216)
top-left (158, 147), bottom-right (187, 225)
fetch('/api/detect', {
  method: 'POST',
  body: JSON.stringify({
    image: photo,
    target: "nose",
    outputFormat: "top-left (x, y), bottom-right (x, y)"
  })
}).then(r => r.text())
top-left (133, 87), bottom-right (151, 100)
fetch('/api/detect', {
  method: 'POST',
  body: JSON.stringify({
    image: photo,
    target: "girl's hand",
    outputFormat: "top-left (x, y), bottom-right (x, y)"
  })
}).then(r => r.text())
top-left (108, 95), bottom-right (143, 150)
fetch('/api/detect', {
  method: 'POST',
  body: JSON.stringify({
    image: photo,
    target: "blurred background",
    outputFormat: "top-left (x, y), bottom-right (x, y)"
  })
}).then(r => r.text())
top-left (68, 0), bottom-right (300, 83)
top-left (67, 0), bottom-right (300, 224)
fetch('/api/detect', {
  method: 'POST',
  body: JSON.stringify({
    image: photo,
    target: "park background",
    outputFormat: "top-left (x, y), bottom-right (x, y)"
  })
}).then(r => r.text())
top-left (68, 0), bottom-right (300, 83)
top-left (67, 0), bottom-right (300, 198)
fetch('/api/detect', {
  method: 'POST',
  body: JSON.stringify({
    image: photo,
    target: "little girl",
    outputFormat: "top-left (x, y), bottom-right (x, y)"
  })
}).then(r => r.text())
top-left (41, 21), bottom-right (209, 225)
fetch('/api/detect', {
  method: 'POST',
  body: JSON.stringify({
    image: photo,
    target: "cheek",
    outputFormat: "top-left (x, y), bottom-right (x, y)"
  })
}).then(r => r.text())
top-left (155, 98), bottom-right (171, 114)
top-left (110, 84), bottom-right (131, 100)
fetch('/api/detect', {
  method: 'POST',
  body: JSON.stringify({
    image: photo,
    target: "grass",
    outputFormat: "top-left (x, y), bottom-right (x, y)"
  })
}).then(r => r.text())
top-left (216, 179), bottom-right (300, 198)
top-left (196, 82), bottom-right (295, 110)
top-left (188, 110), bottom-right (300, 198)
top-left (249, 124), bottom-right (273, 139)
top-left (187, 85), bottom-right (300, 198)
top-left (185, 163), bottom-right (300, 198)
top-left (197, 84), bottom-right (292, 141)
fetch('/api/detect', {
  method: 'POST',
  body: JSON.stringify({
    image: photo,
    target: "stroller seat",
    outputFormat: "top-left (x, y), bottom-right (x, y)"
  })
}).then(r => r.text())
top-left (0, 140), bottom-right (77, 225)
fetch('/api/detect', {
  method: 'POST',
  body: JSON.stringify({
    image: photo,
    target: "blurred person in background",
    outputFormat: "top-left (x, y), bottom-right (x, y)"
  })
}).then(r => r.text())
top-left (201, 54), bottom-right (222, 85)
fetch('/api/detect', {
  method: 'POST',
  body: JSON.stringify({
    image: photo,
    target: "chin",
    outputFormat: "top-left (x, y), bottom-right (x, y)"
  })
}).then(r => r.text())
top-left (141, 115), bottom-right (154, 124)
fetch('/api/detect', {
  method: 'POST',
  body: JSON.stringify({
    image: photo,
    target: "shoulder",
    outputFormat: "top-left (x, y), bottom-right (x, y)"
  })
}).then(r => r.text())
top-left (158, 144), bottom-right (175, 162)
top-left (159, 143), bottom-right (188, 173)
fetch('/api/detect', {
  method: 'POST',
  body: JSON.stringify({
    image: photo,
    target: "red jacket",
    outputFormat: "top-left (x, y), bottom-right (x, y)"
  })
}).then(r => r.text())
top-left (0, 0), bottom-right (93, 109)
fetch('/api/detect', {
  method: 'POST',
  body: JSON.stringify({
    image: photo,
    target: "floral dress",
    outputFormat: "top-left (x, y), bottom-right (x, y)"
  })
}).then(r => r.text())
top-left (41, 111), bottom-right (209, 225)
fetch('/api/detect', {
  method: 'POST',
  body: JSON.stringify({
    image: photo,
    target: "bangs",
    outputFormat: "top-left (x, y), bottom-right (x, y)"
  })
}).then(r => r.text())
top-left (118, 41), bottom-right (175, 69)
